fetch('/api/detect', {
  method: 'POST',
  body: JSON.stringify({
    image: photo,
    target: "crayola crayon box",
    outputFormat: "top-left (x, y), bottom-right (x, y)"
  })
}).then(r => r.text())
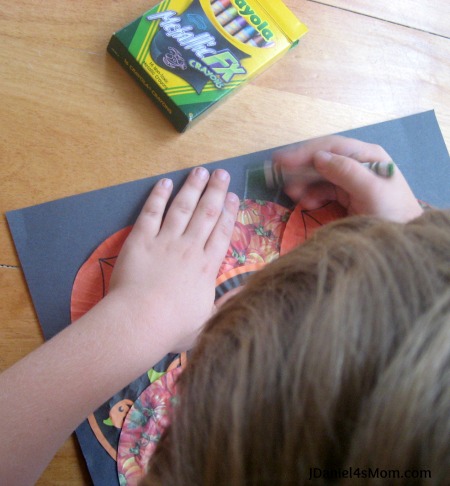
top-left (107, 0), bottom-right (307, 132)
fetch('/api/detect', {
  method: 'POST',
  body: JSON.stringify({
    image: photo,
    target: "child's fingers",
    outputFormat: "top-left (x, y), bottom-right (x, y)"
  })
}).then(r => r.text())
top-left (205, 191), bottom-right (240, 261)
top-left (274, 135), bottom-right (364, 168)
top-left (297, 182), bottom-right (340, 209)
top-left (132, 178), bottom-right (174, 237)
top-left (346, 144), bottom-right (392, 164)
top-left (161, 167), bottom-right (210, 236)
top-left (313, 150), bottom-right (385, 200)
top-left (184, 169), bottom-right (231, 243)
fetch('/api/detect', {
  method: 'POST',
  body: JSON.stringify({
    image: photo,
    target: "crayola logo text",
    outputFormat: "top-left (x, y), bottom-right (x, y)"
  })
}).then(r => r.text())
top-left (233, 0), bottom-right (274, 40)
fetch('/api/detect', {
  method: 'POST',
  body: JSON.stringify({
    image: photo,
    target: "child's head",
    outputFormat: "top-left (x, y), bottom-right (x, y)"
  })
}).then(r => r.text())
top-left (145, 210), bottom-right (450, 485)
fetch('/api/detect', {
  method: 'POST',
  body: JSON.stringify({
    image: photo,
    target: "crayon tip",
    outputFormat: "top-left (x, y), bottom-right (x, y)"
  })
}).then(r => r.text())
top-left (387, 161), bottom-right (395, 177)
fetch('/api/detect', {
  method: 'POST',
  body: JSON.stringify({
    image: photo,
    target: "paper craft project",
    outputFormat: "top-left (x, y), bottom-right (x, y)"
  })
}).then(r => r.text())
top-left (6, 111), bottom-right (450, 485)
top-left (78, 198), bottom-right (345, 486)
top-left (70, 199), bottom-right (292, 473)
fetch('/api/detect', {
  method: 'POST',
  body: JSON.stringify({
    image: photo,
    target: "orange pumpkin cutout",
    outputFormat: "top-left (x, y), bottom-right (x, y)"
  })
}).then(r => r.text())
top-left (280, 201), bottom-right (347, 255)
top-left (71, 226), bottom-right (132, 322)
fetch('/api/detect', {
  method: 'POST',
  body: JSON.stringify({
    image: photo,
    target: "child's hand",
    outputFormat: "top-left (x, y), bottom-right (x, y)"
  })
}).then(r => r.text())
top-left (273, 135), bottom-right (423, 222)
top-left (108, 167), bottom-right (239, 354)
top-left (0, 169), bottom-right (238, 484)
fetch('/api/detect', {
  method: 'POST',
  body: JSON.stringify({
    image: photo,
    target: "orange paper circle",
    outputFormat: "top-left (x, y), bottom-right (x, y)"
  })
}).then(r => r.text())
top-left (280, 201), bottom-right (347, 255)
top-left (71, 226), bottom-right (132, 322)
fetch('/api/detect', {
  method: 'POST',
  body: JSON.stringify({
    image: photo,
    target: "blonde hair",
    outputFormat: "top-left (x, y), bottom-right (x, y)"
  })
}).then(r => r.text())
top-left (144, 210), bottom-right (450, 485)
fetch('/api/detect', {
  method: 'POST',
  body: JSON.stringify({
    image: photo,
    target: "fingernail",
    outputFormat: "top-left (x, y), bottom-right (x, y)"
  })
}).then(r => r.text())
top-left (159, 178), bottom-right (173, 188)
top-left (226, 192), bottom-right (239, 204)
top-left (214, 169), bottom-right (230, 181)
top-left (193, 167), bottom-right (209, 180)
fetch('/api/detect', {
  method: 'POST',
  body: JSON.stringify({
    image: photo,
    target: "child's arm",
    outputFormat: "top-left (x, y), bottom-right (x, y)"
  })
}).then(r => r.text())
top-left (0, 167), bottom-right (239, 485)
top-left (273, 135), bottom-right (423, 222)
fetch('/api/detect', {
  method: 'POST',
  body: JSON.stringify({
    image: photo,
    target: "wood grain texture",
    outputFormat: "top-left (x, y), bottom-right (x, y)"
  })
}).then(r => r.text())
top-left (1, 0), bottom-right (449, 482)
top-left (312, 0), bottom-right (450, 38)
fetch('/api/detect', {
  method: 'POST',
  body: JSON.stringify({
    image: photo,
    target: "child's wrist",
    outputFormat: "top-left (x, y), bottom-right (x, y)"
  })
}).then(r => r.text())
top-left (97, 291), bottom-right (175, 365)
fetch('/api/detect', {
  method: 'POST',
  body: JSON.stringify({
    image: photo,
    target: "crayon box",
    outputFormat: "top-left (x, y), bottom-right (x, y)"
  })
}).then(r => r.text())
top-left (107, 0), bottom-right (308, 132)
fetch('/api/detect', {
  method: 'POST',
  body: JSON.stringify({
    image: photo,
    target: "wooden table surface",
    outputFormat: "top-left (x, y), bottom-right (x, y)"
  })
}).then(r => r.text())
top-left (1, 0), bottom-right (449, 483)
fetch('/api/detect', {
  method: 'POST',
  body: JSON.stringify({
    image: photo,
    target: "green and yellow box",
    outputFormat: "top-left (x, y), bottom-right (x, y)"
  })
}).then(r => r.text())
top-left (107, 0), bottom-right (307, 132)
